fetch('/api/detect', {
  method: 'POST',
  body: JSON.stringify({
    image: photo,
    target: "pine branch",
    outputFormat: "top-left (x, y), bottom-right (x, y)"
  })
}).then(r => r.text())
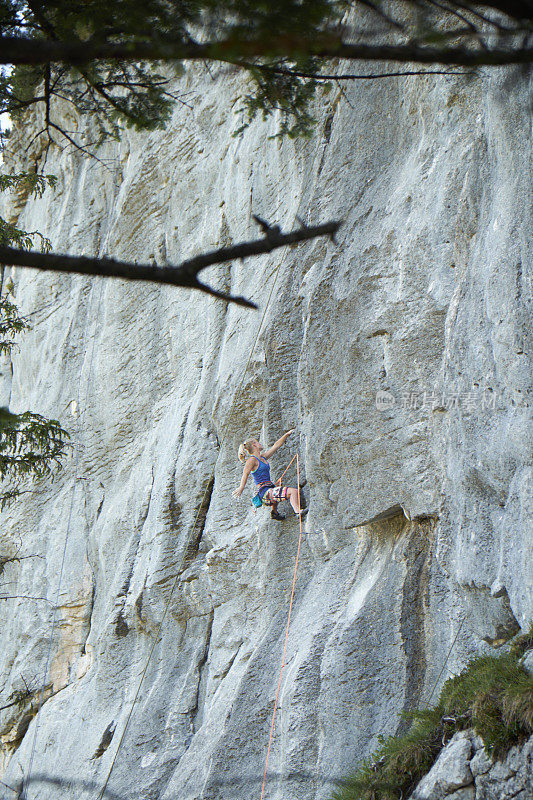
top-left (0, 218), bottom-right (341, 308)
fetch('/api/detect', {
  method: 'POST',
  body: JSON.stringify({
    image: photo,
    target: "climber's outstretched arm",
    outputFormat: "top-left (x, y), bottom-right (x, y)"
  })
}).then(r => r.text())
top-left (262, 429), bottom-right (294, 460)
top-left (232, 457), bottom-right (256, 497)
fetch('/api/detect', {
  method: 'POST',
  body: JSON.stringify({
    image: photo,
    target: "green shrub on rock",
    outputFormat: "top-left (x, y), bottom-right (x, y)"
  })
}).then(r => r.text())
top-left (334, 628), bottom-right (533, 800)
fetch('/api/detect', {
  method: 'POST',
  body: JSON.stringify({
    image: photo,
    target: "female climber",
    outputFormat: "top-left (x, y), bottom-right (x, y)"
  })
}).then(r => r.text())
top-left (232, 430), bottom-right (307, 521)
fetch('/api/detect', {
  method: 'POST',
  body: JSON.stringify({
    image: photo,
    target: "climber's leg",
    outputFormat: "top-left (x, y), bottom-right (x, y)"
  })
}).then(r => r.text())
top-left (287, 487), bottom-right (307, 515)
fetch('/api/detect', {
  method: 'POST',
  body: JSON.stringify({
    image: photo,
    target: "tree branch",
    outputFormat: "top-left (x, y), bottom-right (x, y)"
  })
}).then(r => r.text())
top-left (0, 699), bottom-right (21, 711)
top-left (251, 64), bottom-right (467, 80)
top-left (0, 34), bottom-right (531, 67)
top-left (0, 219), bottom-right (341, 309)
top-left (0, 595), bottom-right (52, 603)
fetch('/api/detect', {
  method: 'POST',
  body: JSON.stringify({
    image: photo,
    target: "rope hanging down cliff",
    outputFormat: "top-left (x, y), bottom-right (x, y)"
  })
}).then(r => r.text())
top-left (260, 454), bottom-right (305, 800)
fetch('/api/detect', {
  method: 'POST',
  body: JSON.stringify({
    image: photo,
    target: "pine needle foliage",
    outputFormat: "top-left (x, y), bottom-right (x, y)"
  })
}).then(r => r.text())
top-left (0, 405), bottom-right (70, 505)
top-left (1, 0), bottom-right (347, 141)
top-left (0, 293), bottom-right (29, 356)
top-left (333, 628), bottom-right (533, 800)
top-left (0, 294), bottom-right (70, 509)
top-left (0, 172), bottom-right (55, 252)
top-left (2, 2), bottom-right (530, 146)
top-left (0, 394), bottom-right (71, 510)
top-left (0, 171), bottom-right (69, 508)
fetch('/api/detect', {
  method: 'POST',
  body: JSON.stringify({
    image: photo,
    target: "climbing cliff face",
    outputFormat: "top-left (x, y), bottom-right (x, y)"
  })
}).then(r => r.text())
top-left (0, 55), bottom-right (531, 800)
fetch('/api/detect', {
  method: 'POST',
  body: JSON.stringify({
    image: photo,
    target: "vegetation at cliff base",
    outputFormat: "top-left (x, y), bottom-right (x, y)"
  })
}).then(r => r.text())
top-left (334, 629), bottom-right (533, 800)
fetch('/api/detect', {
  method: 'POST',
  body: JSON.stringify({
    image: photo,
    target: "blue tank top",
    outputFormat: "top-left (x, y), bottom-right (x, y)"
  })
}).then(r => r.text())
top-left (251, 456), bottom-right (273, 497)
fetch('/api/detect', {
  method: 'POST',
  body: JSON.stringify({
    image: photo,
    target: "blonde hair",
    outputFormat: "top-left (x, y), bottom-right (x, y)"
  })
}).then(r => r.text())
top-left (238, 439), bottom-right (256, 464)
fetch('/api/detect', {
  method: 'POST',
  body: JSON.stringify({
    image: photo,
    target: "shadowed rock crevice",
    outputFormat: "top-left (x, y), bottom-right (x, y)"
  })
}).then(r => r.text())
top-left (0, 683), bottom-right (53, 767)
top-left (117, 468), bottom-right (155, 599)
top-left (314, 100), bottom-right (338, 179)
top-left (111, 472), bottom-right (155, 638)
top-left (114, 610), bottom-right (129, 638)
top-left (361, 504), bottom-right (410, 526)
top-left (164, 465), bottom-right (182, 532)
top-left (81, 581), bottom-right (95, 655)
top-left (95, 488), bottom-right (105, 521)
top-left (91, 720), bottom-right (116, 760)
top-left (191, 610), bottom-right (214, 733)
top-left (396, 520), bottom-right (433, 736)
top-left (181, 475), bottom-right (215, 570)
top-left (462, 582), bottom-right (521, 647)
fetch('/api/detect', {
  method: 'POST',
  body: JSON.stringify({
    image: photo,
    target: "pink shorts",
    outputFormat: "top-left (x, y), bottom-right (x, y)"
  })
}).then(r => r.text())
top-left (263, 485), bottom-right (289, 505)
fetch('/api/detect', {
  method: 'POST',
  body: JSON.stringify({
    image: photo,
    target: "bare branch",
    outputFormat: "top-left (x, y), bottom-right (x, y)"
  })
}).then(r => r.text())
top-left (451, 2), bottom-right (517, 30)
top-left (0, 595), bottom-right (52, 603)
top-left (252, 64), bottom-right (468, 80)
top-left (0, 698), bottom-right (25, 711)
top-left (426, 0), bottom-right (490, 50)
top-left (356, 0), bottom-right (406, 31)
top-left (0, 34), bottom-right (531, 68)
top-left (47, 122), bottom-right (115, 171)
top-left (44, 63), bottom-right (51, 128)
top-left (0, 219), bottom-right (341, 309)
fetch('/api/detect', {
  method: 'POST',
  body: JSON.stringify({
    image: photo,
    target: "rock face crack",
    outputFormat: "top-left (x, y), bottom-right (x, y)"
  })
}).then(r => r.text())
top-left (191, 610), bottom-right (214, 734)
top-left (164, 464), bottom-right (182, 532)
top-left (118, 468), bottom-right (155, 599)
top-left (81, 580), bottom-right (95, 655)
top-left (181, 475), bottom-right (215, 571)
top-left (112, 469), bottom-right (155, 638)
top-left (314, 104), bottom-right (337, 179)
top-left (91, 721), bottom-right (116, 760)
top-left (217, 640), bottom-right (243, 684)
top-left (396, 520), bottom-right (433, 735)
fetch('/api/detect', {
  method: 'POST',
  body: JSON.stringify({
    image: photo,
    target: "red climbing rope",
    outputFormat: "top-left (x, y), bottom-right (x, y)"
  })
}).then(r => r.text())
top-left (260, 453), bottom-right (304, 800)
top-left (275, 452), bottom-right (297, 486)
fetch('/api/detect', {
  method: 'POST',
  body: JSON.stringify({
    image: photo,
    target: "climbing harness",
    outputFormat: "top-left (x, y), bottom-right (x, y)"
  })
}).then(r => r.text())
top-left (252, 479), bottom-right (276, 506)
top-left (249, 451), bottom-right (297, 510)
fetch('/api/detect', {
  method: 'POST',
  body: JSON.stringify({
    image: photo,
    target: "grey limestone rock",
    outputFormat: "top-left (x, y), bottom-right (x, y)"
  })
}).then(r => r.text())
top-left (408, 733), bottom-right (533, 800)
top-left (470, 746), bottom-right (492, 777)
top-left (444, 790), bottom-right (474, 800)
top-left (523, 651), bottom-right (533, 676)
top-left (474, 737), bottom-right (533, 800)
top-left (410, 731), bottom-right (473, 799)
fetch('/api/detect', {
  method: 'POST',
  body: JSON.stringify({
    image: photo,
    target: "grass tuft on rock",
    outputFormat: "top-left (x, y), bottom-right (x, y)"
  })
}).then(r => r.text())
top-left (333, 627), bottom-right (533, 800)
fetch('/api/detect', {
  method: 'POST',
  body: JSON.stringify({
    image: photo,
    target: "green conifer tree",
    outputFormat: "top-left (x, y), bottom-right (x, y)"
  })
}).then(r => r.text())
top-left (0, 173), bottom-right (69, 508)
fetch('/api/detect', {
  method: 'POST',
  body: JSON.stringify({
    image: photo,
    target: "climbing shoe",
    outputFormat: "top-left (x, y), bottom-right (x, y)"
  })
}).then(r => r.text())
top-left (298, 508), bottom-right (309, 519)
top-left (271, 510), bottom-right (285, 521)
